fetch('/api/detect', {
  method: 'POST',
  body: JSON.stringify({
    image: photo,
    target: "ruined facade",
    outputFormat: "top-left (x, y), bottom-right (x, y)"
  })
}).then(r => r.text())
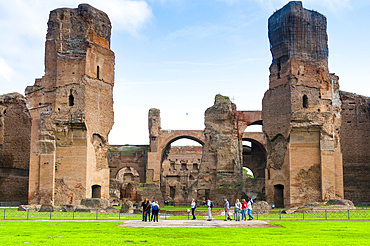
top-left (161, 146), bottom-right (202, 204)
top-left (0, 93), bottom-right (31, 204)
top-left (340, 92), bottom-right (370, 204)
top-left (262, 1), bottom-right (343, 208)
top-left (1, 1), bottom-right (369, 208)
top-left (25, 4), bottom-right (114, 206)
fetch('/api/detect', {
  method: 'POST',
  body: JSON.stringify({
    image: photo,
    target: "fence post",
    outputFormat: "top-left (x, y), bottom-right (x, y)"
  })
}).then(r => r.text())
top-left (348, 209), bottom-right (350, 220)
top-left (27, 209), bottom-right (29, 220)
top-left (50, 208), bottom-right (52, 220)
top-left (303, 209), bottom-right (305, 220)
top-left (119, 210), bottom-right (121, 220)
top-left (3, 209), bottom-right (5, 220)
top-left (165, 209), bottom-right (167, 220)
top-left (73, 209), bottom-right (75, 220)
top-left (279, 209), bottom-right (281, 220)
top-left (96, 209), bottom-right (98, 220)
top-left (256, 209), bottom-right (259, 220)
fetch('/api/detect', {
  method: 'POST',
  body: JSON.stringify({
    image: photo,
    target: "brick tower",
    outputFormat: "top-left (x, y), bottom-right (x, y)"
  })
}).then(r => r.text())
top-left (26, 4), bottom-right (115, 205)
top-left (262, 1), bottom-right (343, 208)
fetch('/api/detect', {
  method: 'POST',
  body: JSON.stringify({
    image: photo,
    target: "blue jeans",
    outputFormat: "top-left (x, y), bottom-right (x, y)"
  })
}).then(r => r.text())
top-left (191, 208), bottom-right (196, 219)
top-left (242, 209), bottom-right (247, 220)
top-left (248, 209), bottom-right (254, 220)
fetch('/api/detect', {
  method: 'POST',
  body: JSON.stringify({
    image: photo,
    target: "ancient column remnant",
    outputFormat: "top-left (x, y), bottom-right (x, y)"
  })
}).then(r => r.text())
top-left (197, 94), bottom-right (244, 205)
top-left (262, 1), bottom-right (343, 208)
top-left (0, 93), bottom-right (31, 205)
top-left (25, 4), bottom-right (115, 205)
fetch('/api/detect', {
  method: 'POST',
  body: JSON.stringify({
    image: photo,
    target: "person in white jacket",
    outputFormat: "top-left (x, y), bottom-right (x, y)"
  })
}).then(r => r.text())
top-left (235, 199), bottom-right (242, 221)
top-left (247, 197), bottom-right (254, 220)
top-left (191, 199), bottom-right (196, 220)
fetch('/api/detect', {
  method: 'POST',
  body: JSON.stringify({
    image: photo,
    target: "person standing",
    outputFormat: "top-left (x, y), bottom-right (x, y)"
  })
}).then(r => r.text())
top-left (247, 196), bottom-right (254, 220)
top-left (191, 199), bottom-right (196, 220)
top-left (235, 199), bottom-right (242, 221)
top-left (152, 201), bottom-right (160, 222)
top-left (223, 199), bottom-right (232, 221)
top-left (241, 199), bottom-right (247, 221)
top-left (142, 199), bottom-right (150, 222)
top-left (206, 199), bottom-right (213, 221)
top-left (150, 200), bottom-right (156, 222)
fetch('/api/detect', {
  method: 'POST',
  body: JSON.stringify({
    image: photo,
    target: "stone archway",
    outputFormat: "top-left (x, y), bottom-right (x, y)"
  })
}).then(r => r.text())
top-left (147, 130), bottom-right (205, 183)
top-left (159, 135), bottom-right (204, 204)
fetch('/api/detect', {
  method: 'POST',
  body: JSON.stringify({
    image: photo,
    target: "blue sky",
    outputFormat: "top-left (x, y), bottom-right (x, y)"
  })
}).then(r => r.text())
top-left (1, 0), bottom-right (370, 145)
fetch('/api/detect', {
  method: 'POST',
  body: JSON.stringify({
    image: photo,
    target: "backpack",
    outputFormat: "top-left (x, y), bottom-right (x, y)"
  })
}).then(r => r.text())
top-left (210, 201), bottom-right (214, 208)
top-left (153, 205), bottom-right (159, 211)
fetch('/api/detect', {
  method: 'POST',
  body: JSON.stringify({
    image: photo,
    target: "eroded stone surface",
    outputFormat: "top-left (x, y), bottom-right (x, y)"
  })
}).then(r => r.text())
top-left (197, 95), bottom-right (245, 206)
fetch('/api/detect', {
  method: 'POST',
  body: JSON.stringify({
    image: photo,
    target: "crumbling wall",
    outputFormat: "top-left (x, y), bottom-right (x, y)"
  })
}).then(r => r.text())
top-left (0, 93), bottom-right (31, 204)
top-left (197, 94), bottom-right (245, 206)
top-left (26, 4), bottom-right (114, 206)
top-left (340, 91), bottom-right (370, 204)
top-left (263, 1), bottom-right (343, 208)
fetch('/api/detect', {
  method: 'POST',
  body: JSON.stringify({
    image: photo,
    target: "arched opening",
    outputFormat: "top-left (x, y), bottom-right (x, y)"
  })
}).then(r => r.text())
top-left (242, 135), bottom-right (267, 202)
top-left (274, 184), bottom-right (284, 208)
top-left (242, 138), bottom-right (266, 179)
top-left (69, 90), bottom-right (74, 107)
top-left (92, 185), bottom-right (101, 198)
top-left (97, 66), bottom-right (100, 79)
top-left (243, 167), bottom-right (254, 178)
top-left (303, 95), bottom-right (308, 108)
top-left (160, 136), bottom-right (203, 204)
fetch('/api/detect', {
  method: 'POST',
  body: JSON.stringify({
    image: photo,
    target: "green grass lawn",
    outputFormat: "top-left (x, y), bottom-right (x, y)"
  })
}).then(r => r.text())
top-left (0, 221), bottom-right (369, 245)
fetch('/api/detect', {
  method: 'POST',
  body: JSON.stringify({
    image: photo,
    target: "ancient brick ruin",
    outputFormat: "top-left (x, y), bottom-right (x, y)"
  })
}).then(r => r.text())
top-left (25, 4), bottom-right (114, 206)
top-left (0, 93), bottom-right (31, 205)
top-left (263, 1), bottom-right (343, 207)
top-left (1, 1), bottom-right (369, 208)
top-left (340, 91), bottom-right (370, 204)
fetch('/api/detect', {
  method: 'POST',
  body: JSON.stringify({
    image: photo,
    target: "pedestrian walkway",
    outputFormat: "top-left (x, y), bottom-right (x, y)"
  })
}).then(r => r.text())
top-left (119, 219), bottom-right (270, 227)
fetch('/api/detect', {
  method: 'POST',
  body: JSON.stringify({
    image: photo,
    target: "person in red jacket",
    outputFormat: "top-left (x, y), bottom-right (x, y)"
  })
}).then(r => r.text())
top-left (241, 199), bottom-right (247, 221)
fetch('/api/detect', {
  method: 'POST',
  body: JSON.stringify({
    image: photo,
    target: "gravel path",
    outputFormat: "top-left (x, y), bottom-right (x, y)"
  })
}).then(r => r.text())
top-left (119, 219), bottom-right (271, 227)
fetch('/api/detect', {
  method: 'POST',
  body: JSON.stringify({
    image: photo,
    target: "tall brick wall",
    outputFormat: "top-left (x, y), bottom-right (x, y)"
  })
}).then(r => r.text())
top-left (26, 4), bottom-right (114, 206)
top-left (263, 1), bottom-right (343, 208)
top-left (0, 93), bottom-right (31, 204)
top-left (340, 91), bottom-right (370, 204)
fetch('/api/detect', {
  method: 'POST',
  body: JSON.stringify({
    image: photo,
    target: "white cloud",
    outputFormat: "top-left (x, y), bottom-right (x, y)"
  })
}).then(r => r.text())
top-left (89, 0), bottom-right (153, 35)
top-left (0, 57), bottom-right (15, 82)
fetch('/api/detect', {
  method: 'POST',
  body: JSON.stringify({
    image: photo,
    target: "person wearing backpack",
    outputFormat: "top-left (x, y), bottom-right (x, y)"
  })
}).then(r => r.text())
top-left (191, 199), bottom-right (196, 220)
top-left (152, 201), bottom-right (160, 222)
top-left (247, 197), bottom-right (254, 220)
top-left (206, 199), bottom-right (213, 221)
top-left (150, 200), bottom-right (156, 222)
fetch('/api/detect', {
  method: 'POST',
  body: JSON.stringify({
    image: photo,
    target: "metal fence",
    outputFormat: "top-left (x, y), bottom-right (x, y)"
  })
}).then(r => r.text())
top-left (1, 208), bottom-right (370, 220)
top-left (0, 202), bottom-right (20, 207)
